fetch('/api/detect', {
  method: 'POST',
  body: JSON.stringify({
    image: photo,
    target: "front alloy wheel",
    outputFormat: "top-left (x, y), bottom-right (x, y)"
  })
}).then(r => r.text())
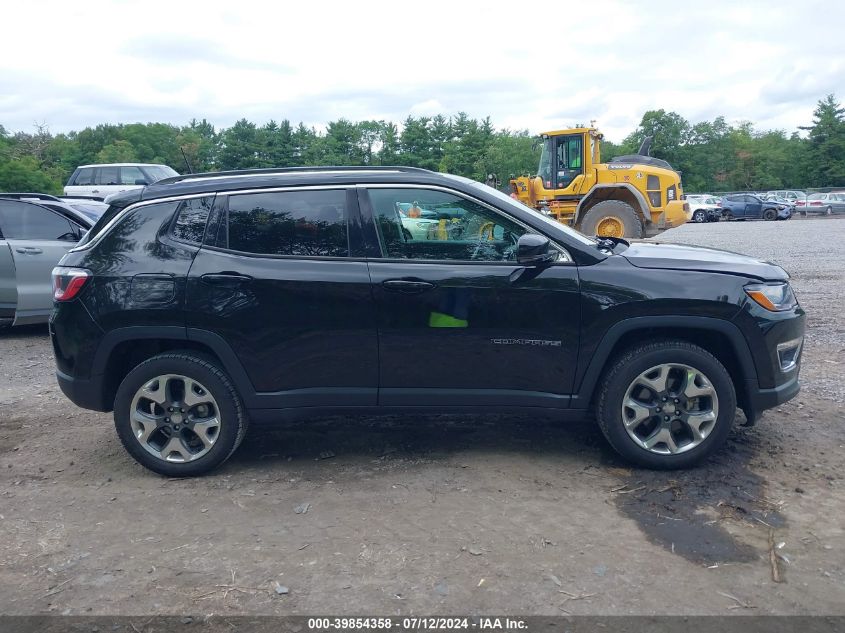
top-left (622, 364), bottom-right (718, 455)
top-left (595, 339), bottom-right (736, 469)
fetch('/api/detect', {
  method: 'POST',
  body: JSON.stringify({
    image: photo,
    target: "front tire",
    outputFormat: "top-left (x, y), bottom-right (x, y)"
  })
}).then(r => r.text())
top-left (595, 340), bottom-right (736, 469)
top-left (692, 210), bottom-right (707, 223)
top-left (113, 352), bottom-right (248, 476)
top-left (579, 200), bottom-right (644, 239)
top-left (763, 208), bottom-right (777, 221)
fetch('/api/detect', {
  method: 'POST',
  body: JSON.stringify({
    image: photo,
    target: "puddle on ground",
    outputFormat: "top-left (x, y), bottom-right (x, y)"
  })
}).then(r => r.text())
top-left (613, 429), bottom-right (785, 565)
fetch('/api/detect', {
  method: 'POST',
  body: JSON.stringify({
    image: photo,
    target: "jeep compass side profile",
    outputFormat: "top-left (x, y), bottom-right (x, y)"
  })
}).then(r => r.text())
top-left (50, 167), bottom-right (804, 476)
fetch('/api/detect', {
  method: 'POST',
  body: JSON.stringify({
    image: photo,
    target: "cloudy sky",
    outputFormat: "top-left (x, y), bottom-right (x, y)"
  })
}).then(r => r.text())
top-left (1, 0), bottom-right (842, 141)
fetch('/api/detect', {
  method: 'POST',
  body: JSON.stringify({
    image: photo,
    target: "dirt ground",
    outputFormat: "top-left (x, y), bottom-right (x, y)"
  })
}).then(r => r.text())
top-left (1, 216), bottom-right (843, 616)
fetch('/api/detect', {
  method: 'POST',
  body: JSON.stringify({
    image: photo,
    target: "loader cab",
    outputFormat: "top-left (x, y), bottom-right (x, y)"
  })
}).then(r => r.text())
top-left (537, 129), bottom-right (598, 195)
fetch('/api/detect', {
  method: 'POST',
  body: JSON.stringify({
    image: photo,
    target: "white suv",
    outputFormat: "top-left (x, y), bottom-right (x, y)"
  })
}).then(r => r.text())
top-left (64, 163), bottom-right (178, 200)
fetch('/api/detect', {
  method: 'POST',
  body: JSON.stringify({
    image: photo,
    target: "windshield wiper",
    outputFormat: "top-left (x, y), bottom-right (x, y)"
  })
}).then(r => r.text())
top-left (594, 236), bottom-right (629, 253)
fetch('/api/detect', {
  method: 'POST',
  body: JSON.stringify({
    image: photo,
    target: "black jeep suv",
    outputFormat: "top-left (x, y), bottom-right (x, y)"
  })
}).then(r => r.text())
top-left (49, 167), bottom-right (805, 476)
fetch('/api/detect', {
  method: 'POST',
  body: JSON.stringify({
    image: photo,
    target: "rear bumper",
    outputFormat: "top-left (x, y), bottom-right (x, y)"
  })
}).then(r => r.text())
top-left (56, 369), bottom-right (109, 412)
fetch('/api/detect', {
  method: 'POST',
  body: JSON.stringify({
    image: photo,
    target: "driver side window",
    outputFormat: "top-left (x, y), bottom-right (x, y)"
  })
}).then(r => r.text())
top-left (368, 188), bottom-right (529, 262)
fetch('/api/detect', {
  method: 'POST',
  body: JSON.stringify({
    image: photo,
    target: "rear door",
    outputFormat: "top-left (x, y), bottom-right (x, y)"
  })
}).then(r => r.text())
top-left (361, 185), bottom-right (580, 408)
top-left (90, 165), bottom-right (125, 199)
top-left (185, 187), bottom-right (378, 408)
top-left (0, 200), bottom-right (82, 324)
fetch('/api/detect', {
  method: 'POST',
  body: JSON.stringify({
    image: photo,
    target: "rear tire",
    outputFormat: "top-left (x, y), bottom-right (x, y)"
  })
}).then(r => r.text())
top-left (826, 206), bottom-right (832, 215)
top-left (596, 339), bottom-right (736, 469)
top-left (692, 210), bottom-right (707, 223)
top-left (579, 200), bottom-right (644, 239)
top-left (113, 352), bottom-right (248, 476)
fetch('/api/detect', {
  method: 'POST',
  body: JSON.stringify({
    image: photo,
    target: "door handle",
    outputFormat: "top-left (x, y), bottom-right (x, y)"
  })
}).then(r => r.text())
top-left (15, 247), bottom-right (43, 254)
top-left (200, 272), bottom-right (253, 286)
top-left (382, 279), bottom-right (436, 293)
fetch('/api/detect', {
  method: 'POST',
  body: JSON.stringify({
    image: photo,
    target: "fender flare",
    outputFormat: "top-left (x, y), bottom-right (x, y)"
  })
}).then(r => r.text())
top-left (574, 183), bottom-right (651, 226)
top-left (570, 315), bottom-right (758, 408)
top-left (91, 325), bottom-right (258, 407)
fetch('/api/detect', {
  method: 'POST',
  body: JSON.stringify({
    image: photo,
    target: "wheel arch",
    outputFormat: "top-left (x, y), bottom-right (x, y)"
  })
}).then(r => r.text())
top-left (574, 184), bottom-right (650, 226)
top-left (572, 316), bottom-right (758, 419)
top-left (94, 327), bottom-right (256, 412)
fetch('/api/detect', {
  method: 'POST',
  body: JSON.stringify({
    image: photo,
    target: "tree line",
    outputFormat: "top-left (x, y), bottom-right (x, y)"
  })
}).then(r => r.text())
top-left (1, 95), bottom-right (842, 195)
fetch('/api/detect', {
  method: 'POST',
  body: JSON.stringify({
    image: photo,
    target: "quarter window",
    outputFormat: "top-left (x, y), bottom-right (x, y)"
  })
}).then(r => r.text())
top-left (172, 197), bottom-right (214, 244)
top-left (73, 167), bottom-right (95, 185)
top-left (369, 188), bottom-right (530, 262)
top-left (222, 190), bottom-right (348, 257)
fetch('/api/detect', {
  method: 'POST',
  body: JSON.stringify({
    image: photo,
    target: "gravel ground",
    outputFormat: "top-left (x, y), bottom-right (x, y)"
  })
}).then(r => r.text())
top-left (0, 216), bottom-right (843, 617)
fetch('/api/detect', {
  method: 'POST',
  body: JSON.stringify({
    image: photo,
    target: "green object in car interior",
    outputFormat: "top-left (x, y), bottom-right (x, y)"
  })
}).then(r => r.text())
top-left (428, 311), bottom-right (468, 328)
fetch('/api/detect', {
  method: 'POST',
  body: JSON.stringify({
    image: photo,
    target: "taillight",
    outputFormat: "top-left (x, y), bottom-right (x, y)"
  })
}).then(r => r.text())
top-left (810, 201), bottom-right (822, 206)
top-left (52, 267), bottom-right (91, 302)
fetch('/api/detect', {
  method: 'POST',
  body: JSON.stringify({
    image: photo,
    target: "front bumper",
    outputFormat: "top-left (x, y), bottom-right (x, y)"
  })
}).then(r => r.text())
top-left (742, 374), bottom-right (800, 424)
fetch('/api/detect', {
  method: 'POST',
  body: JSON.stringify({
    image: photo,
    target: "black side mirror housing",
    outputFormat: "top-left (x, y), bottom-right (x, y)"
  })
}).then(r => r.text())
top-left (135, 178), bottom-right (150, 186)
top-left (517, 234), bottom-right (555, 266)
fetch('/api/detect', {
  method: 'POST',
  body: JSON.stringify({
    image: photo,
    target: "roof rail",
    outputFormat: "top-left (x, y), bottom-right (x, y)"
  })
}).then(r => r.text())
top-left (0, 192), bottom-right (63, 202)
top-left (153, 165), bottom-right (434, 186)
top-left (60, 195), bottom-right (108, 202)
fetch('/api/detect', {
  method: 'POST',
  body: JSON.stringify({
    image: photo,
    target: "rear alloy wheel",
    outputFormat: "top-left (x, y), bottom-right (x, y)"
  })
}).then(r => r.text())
top-left (826, 206), bottom-right (833, 215)
top-left (596, 340), bottom-right (736, 469)
top-left (763, 208), bottom-right (777, 221)
top-left (692, 210), bottom-right (707, 223)
top-left (114, 353), bottom-right (248, 476)
top-left (579, 200), bottom-right (644, 239)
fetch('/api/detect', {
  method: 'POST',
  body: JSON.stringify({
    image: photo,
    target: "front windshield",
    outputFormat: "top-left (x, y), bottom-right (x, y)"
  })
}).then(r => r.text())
top-left (455, 177), bottom-right (598, 247)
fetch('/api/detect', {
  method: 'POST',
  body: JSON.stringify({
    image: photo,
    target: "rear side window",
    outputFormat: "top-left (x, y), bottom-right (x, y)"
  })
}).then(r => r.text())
top-left (71, 167), bottom-right (95, 186)
top-left (0, 201), bottom-right (75, 240)
top-left (171, 197), bottom-right (214, 244)
top-left (221, 189), bottom-right (348, 257)
top-left (96, 167), bottom-right (119, 185)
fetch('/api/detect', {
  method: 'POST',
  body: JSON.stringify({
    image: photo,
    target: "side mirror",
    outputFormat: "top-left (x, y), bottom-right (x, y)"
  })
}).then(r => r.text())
top-left (135, 178), bottom-right (150, 185)
top-left (517, 234), bottom-right (555, 266)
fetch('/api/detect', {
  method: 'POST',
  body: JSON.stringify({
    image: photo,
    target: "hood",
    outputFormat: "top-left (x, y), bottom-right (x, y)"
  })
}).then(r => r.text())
top-left (622, 241), bottom-right (789, 281)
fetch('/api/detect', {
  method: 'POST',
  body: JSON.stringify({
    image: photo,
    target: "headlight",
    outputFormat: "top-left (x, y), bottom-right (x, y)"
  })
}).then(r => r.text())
top-left (744, 283), bottom-right (797, 311)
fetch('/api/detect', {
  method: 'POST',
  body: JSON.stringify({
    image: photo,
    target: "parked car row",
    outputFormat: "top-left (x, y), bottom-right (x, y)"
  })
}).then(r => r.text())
top-left (685, 189), bottom-right (845, 223)
top-left (796, 192), bottom-right (845, 215)
top-left (684, 193), bottom-right (792, 222)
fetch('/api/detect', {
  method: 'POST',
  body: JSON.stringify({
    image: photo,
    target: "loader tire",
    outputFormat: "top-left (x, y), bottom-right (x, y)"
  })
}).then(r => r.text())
top-left (579, 200), bottom-right (644, 239)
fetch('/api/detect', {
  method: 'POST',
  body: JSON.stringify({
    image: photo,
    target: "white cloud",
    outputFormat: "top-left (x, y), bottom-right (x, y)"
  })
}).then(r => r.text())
top-left (0, 0), bottom-right (841, 141)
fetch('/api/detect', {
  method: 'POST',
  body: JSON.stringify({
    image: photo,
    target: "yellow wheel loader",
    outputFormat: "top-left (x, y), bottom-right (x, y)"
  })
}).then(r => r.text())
top-left (510, 127), bottom-right (689, 238)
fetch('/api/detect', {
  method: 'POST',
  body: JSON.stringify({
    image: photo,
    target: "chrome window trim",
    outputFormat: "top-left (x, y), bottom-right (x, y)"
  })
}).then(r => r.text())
top-left (69, 185), bottom-right (351, 253)
top-left (358, 183), bottom-right (573, 263)
top-left (71, 182), bottom-right (574, 264)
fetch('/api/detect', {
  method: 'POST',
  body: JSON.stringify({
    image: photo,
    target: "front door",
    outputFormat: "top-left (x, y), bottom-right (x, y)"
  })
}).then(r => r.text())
top-left (554, 134), bottom-right (585, 192)
top-left (185, 187), bottom-right (378, 407)
top-left (361, 186), bottom-right (580, 408)
top-left (0, 200), bottom-right (81, 324)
